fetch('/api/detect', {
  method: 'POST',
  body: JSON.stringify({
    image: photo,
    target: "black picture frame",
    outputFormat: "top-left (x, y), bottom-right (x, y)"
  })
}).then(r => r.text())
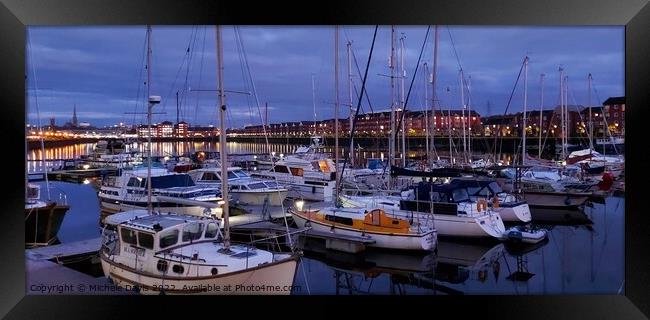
top-left (1, 0), bottom-right (648, 318)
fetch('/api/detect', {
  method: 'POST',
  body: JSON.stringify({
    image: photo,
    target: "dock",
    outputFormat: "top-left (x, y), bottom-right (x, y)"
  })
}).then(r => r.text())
top-left (26, 238), bottom-right (134, 295)
top-left (47, 167), bottom-right (119, 184)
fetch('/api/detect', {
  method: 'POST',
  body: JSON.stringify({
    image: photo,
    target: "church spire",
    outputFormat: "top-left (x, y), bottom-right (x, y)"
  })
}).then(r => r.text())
top-left (72, 104), bottom-right (78, 127)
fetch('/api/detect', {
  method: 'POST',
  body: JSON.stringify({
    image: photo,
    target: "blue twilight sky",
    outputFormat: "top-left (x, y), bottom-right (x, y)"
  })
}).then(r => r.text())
top-left (26, 26), bottom-right (624, 128)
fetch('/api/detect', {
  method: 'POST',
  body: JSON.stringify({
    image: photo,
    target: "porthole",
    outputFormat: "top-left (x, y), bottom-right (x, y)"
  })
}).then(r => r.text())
top-left (156, 260), bottom-right (168, 272)
top-left (172, 264), bottom-right (184, 274)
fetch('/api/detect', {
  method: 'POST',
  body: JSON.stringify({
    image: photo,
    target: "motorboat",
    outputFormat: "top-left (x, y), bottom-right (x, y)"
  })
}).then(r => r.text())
top-left (98, 165), bottom-right (221, 220)
top-left (100, 210), bottom-right (299, 295)
top-left (188, 167), bottom-right (289, 206)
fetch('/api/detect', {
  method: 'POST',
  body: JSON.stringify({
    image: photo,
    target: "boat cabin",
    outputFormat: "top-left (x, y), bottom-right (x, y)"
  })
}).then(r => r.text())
top-left (104, 211), bottom-right (221, 257)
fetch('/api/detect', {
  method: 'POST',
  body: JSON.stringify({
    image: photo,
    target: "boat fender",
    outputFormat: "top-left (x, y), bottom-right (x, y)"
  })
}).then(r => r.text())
top-left (492, 196), bottom-right (500, 208)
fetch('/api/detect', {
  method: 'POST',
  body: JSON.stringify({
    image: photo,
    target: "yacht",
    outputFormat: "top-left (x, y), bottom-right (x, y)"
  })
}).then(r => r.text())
top-left (450, 178), bottom-right (531, 223)
top-left (188, 167), bottom-right (289, 206)
top-left (251, 156), bottom-right (337, 202)
top-left (98, 165), bottom-right (221, 220)
top-left (340, 181), bottom-right (506, 239)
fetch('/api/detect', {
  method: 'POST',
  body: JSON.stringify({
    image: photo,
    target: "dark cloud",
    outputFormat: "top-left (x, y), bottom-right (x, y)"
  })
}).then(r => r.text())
top-left (26, 26), bottom-right (623, 128)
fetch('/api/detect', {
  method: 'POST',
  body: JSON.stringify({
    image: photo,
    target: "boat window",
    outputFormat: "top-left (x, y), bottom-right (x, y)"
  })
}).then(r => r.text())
top-left (264, 181), bottom-right (279, 188)
top-left (318, 160), bottom-right (331, 173)
top-left (430, 192), bottom-right (443, 202)
top-left (147, 174), bottom-right (195, 188)
top-left (248, 182), bottom-right (267, 190)
top-left (451, 188), bottom-right (470, 202)
top-left (234, 170), bottom-right (249, 178)
top-left (159, 229), bottom-right (179, 248)
top-left (290, 167), bottom-right (304, 177)
top-left (137, 232), bottom-right (154, 249)
top-left (325, 215), bottom-right (353, 226)
top-left (475, 187), bottom-right (490, 197)
top-left (311, 162), bottom-right (320, 171)
top-left (127, 177), bottom-right (144, 187)
top-left (488, 182), bottom-right (503, 194)
top-left (201, 172), bottom-right (220, 182)
top-left (205, 222), bottom-right (218, 239)
top-left (273, 165), bottom-right (290, 174)
top-left (467, 187), bottom-right (481, 195)
top-left (182, 222), bottom-right (205, 242)
top-left (227, 171), bottom-right (238, 179)
top-left (120, 228), bottom-right (138, 245)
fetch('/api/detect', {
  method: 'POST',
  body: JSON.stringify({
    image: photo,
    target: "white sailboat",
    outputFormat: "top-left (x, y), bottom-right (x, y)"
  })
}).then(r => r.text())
top-left (99, 25), bottom-right (300, 295)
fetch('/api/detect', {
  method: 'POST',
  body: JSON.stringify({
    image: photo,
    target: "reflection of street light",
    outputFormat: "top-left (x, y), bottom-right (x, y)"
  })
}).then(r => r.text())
top-left (295, 200), bottom-right (305, 211)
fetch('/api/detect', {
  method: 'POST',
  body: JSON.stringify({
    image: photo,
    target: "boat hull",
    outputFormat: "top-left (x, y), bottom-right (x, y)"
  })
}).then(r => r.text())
top-left (291, 211), bottom-right (436, 251)
top-left (493, 203), bottom-right (532, 223)
top-left (101, 254), bottom-right (299, 295)
top-left (340, 195), bottom-right (505, 239)
top-left (25, 203), bottom-right (69, 247)
top-left (285, 182), bottom-right (335, 202)
top-left (523, 192), bottom-right (589, 209)
top-left (230, 190), bottom-right (288, 206)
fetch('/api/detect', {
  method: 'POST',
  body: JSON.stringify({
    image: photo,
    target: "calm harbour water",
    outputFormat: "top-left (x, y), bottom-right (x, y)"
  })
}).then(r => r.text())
top-left (29, 142), bottom-right (624, 295)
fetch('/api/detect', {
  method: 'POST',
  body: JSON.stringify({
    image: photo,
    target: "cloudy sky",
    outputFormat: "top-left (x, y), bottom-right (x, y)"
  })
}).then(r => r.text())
top-left (26, 26), bottom-right (624, 128)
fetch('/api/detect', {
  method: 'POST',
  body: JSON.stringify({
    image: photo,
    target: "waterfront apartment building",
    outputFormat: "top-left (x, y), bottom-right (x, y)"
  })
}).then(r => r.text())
top-left (229, 109), bottom-right (482, 138)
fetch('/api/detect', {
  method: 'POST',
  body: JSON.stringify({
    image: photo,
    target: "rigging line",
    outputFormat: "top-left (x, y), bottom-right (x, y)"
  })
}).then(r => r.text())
top-left (158, 28), bottom-right (195, 122)
top-left (541, 90), bottom-right (564, 157)
top-left (234, 26), bottom-right (272, 156)
top-left (27, 32), bottom-right (51, 199)
top-left (392, 26), bottom-right (431, 164)
top-left (567, 79), bottom-right (590, 145)
top-left (234, 28), bottom-right (256, 126)
top-left (337, 25), bottom-right (379, 198)
top-left (127, 30), bottom-right (148, 127)
top-left (349, 40), bottom-right (376, 114)
top-left (493, 56), bottom-right (526, 161)
top-left (132, 29), bottom-right (149, 126)
top-left (180, 26), bottom-right (199, 122)
top-left (446, 27), bottom-right (464, 72)
top-left (194, 26), bottom-right (207, 125)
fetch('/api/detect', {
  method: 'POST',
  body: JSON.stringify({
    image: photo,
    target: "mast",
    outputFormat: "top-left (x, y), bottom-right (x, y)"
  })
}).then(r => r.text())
top-left (467, 75), bottom-right (472, 160)
top-left (389, 26), bottom-right (396, 167)
top-left (146, 25), bottom-right (153, 213)
top-left (423, 62), bottom-right (429, 162)
top-left (430, 25), bottom-right (439, 165)
top-left (562, 76), bottom-right (569, 159)
top-left (311, 74), bottom-right (317, 136)
top-left (399, 34), bottom-right (406, 167)
top-left (334, 26), bottom-right (340, 203)
top-left (521, 56), bottom-right (528, 165)
top-left (559, 66), bottom-right (565, 159)
top-left (347, 41), bottom-right (354, 167)
top-left (459, 69), bottom-right (467, 164)
top-left (587, 73), bottom-right (594, 153)
top-left (216, 25), bottom-right (230, 249)
top-left (538, 73), bottom-right (545, 158)
top-left (447, 90), bottom-right (453, 164)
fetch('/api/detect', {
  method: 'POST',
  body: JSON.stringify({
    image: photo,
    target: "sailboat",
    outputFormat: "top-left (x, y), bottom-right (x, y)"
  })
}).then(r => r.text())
top-left (25, 34), bottom-right (70, 247)
top-left (99, 26), bottom-right (300, 295)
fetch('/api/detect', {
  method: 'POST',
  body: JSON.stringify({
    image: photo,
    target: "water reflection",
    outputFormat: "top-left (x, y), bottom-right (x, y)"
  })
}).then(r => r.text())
top-left (27, 141), bottom-right (514, 172)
